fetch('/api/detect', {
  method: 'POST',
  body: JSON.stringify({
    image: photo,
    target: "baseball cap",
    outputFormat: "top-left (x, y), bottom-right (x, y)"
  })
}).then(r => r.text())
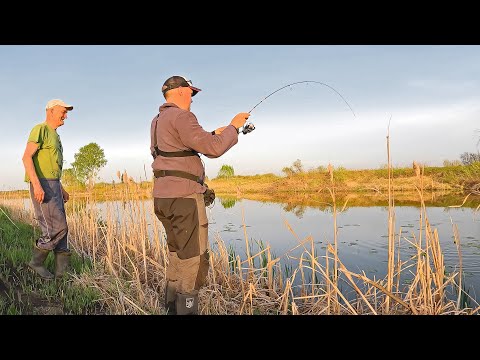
top-left (46, 99), bottom-right (73, 111)
top-left (162, 76), bottom-right (201, 97)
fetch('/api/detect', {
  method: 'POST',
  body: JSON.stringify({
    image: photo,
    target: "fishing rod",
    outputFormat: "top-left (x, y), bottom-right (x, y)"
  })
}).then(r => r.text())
top-left (240, 80), bottom-right (356, 135)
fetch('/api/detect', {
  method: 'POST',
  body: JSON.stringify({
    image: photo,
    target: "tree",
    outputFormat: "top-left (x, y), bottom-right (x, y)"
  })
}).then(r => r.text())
top-left (460, 152), bottom-right (480, 166)
top-left (71, 143), bottom-right (108, 186)
top-left (217, 164), bottom-right (235, 178)
top-left (292, 159), bottom-right (304, 173)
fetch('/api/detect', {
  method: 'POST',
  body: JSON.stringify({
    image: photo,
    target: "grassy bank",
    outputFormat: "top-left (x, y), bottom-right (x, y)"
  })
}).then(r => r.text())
top-left (0, 206), bottom-right (102, 315)
top-left (209, 163), bottom-right (480, 196)
top-left (3, 163), bottom-right (480, 201)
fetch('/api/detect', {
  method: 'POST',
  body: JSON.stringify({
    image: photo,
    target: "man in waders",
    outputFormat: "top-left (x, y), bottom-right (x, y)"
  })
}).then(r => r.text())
top-left (22, 99), bottom-right (74, 280)
top-left (151, 75), bottom-right (250, 315)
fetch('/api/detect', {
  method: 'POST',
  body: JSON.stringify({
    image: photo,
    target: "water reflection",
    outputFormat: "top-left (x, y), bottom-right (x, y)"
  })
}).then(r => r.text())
top-left (234, 191), bottom-right (480, 214)
top-left (210, 196), bottom-right (480, 301)
top-left (219, 197), bottom-right (237, 209)
top-left (282, 203), bottom-right (307, 218)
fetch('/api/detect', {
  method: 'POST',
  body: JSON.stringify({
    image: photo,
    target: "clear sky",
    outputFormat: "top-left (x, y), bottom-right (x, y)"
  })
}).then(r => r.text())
top-left (2, 45), bottom-right (480, 190)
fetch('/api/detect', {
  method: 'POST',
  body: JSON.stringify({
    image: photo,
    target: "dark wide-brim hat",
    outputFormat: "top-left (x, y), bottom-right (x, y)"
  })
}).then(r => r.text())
top-left (162, 75), bottom-right (202, 97)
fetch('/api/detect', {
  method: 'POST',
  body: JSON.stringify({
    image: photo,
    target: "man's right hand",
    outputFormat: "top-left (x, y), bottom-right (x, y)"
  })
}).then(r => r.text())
top-left (33, 183), bottom-right (45, 203)
top-left (230, 112), bottom-right (250, 132)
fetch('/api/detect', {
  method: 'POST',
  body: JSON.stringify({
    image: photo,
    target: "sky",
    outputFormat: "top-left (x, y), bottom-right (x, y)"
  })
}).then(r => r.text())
top-left (1, 45), bottom-right (480, 191)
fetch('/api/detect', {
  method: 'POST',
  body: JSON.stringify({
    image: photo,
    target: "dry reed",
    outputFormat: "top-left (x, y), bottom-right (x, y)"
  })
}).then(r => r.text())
top-left (1, 143), bottom-right (478, 315)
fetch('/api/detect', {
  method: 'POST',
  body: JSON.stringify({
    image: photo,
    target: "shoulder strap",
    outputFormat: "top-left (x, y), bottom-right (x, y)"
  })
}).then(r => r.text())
top-left (151, 114), bottom-right (198, 159)
top-left (151, 114), bottom-right (160, 159)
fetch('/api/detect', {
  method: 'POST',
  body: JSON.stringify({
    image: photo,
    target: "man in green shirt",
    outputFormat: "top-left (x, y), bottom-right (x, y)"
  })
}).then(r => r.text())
top-left (22, 99), bottom-right (74, 280)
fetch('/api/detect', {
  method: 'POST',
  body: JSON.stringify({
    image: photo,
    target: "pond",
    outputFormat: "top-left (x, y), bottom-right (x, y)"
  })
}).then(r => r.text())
top-left (209, 198), bottom-right (480, 300)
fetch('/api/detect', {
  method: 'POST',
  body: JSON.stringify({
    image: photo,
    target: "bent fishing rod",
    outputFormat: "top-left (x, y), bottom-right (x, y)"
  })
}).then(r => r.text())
top-left (240, 80), bottom-right (356, 135)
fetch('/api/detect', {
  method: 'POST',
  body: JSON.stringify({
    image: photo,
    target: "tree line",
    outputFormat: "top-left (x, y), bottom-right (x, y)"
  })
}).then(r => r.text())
top-left (62, 143), bottom-right (480, 187)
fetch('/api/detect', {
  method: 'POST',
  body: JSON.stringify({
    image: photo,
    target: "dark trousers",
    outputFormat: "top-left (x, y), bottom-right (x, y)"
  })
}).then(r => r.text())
top-left (154, 193), bottom-right (209, 294)
top-left (29, 179), bottom-right (68, 252)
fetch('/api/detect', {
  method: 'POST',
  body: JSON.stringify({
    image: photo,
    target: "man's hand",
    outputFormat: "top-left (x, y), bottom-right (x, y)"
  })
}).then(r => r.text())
top-left (61, 186), bottom-right (70, 203)
top-left (230, 112), bottom-right (250, 132)
top-left (213, 126), bottom-right (227, 135)
top-left (32, 183), bottom-right (45, 204)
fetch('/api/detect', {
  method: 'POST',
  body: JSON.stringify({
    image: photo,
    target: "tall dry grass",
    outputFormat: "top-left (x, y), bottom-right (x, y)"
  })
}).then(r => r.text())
top-left (1, 144), bottom-right (478, 314)
top-left (2, 175), bottom-right (477, 315)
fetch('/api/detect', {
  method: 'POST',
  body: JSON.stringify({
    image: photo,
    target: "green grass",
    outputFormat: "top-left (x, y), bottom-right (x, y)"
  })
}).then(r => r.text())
top-left (0, 206), bottom-right (102, 315)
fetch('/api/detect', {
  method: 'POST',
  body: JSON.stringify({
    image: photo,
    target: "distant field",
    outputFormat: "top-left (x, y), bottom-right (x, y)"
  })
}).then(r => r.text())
top-left (3, 163), bottom-right (480, 200)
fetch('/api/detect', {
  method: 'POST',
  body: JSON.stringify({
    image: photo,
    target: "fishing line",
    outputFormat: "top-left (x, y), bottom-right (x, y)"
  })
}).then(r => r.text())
top-left (248, 80), bottom-right (356, 117)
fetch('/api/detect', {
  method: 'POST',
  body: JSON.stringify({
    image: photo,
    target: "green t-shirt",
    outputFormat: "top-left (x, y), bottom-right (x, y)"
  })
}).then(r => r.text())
top-left (24, 122), bottom-right (64, 182)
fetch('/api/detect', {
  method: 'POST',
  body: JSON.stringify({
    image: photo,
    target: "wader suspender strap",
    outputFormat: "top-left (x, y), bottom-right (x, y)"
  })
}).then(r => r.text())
top-left (152, 115), bottom-right (198, 158)
top-left (152, 114), bottom-right (204, 185)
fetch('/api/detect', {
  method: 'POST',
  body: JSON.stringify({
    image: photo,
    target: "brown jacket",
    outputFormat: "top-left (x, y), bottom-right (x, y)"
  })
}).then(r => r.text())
top-left (151, 103), bottom-right (239, 198)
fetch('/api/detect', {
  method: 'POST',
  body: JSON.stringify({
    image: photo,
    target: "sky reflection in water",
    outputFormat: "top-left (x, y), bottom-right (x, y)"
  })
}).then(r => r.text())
top-left (210, 197), bottom-right (480, 301)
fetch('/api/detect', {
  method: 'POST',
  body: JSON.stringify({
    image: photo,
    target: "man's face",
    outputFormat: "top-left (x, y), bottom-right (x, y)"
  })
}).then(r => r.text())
top-left (49, 106), bottom-right (69, 128)
top-left (182, 87), bottom-right (194, 111)
top-left (188, 88), bottom-right (194, 109)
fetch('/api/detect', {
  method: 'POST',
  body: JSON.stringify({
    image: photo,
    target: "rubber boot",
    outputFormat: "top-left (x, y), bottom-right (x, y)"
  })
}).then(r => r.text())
top-left (54, 251), bottom-right (71, 279)
top-left (28, 245), bottom-right (54, 280)
top-left (164, 280), bottom-right (178, 315)
top-left (176, 291), bottom-right (199, 315)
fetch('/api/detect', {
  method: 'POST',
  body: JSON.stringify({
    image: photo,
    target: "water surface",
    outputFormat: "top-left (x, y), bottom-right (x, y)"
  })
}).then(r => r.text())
top-left (209, 197), bottom-right (480, 301)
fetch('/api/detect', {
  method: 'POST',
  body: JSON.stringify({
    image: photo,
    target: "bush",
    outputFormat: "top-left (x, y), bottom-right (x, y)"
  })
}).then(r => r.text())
top-left (282, 159), bottom-right (304, 177)
top-left (443, 159), bottom-right (462, 167)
